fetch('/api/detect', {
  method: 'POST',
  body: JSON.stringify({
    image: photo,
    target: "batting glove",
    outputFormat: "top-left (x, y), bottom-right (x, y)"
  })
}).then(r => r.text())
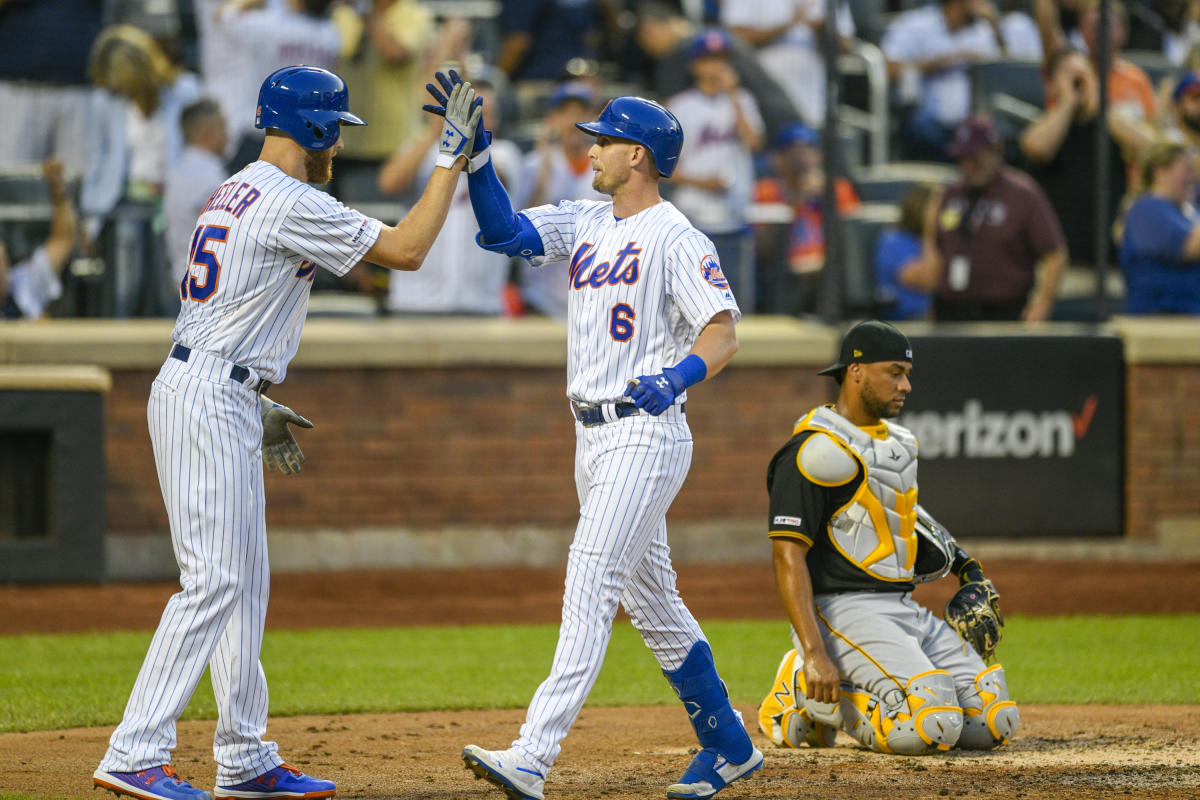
top-left (628, 368), bottom-right (687, 416)
top-left (423, 69), bottom-right (490, 172)
top-left (259, 394), bottom-right (314, 475)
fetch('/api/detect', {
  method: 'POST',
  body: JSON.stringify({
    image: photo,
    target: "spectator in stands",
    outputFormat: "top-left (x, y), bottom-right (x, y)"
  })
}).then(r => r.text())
top-left (753, 122), bottom-right (860, 314)
top-left (84, 23), bottom-right (202, 316)
top-left (104, 0), bottom-right (182, 62)
top-left (998, 0), bottom-right (1044, 60)
top-left (1033, 0), bottom-right (1088, 54)
top-left (1038, 0), bottom-right (1158, 120)
top-left (912, 115), bottom-right (1069, 321)
top-left (336, 1), bottom-right (457, 203)
top-left (1020, 48), bottom-right (1154, 267)
top-left (376, 74), bottom-right (523, 315)
top-left (668, 28), bottom-right (766, 309)
top-left (1152, 0), bottom-right (1200, 66)
top-left (1081, 0), bottom-right (1158, 121)
top-left (209, 0), bottom-right (347, 171)
top-left (874, 183), bottom-right (940, 321)
top-left (0, 0), bottom-right (103, 181)
top-left (514, 81), bottom-right (603, 320)
top-left (163, 99), bottom-right (229, 317)
top-left (1167, 73), bottom-right (1200, 188)
top-left (882, 0), bottom-right (1003, 162)
top-left (633, 2), bottom-right (801, 141)
top-left (1158, 41), bottom-right (1200, 123)
top-left (1118, 138), bottom-right (1200, 313)
top-left (719, 0), bottom-right (855, 130)
top-left (497, 0), bottom-right (597, 83)
top-left (0, 161), bottom-right (78, 321)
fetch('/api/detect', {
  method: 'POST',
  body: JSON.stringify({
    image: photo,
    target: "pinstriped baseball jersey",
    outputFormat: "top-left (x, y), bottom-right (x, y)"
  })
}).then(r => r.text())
top-left (173, 160), bottom-right (381, 383)
top-left (520, 198), bottom-right (740, 404)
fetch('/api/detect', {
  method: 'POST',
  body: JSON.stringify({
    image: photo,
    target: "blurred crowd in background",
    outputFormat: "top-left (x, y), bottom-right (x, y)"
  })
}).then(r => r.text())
top-left (2, 0), bottom-right (1199, 324)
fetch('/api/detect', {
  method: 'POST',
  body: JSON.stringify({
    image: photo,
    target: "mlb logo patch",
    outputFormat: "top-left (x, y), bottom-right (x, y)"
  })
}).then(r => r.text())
top-left (700, 254), bottom-right (729, 289)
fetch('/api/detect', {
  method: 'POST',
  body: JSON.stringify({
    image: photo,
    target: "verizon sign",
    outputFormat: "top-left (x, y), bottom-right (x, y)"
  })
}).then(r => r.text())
top-left (903, 396), bottom-right (1098, 459)
top-left (898, 335), bottom-right (1122, 537)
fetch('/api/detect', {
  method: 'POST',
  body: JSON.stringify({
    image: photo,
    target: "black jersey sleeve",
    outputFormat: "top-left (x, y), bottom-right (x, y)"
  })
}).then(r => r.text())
top-left (766, 434), bottom-right (830, 547)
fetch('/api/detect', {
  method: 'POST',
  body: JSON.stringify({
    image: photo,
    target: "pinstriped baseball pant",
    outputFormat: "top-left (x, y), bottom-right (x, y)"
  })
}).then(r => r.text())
top-left (513, 409), bottom-right (707, 772)
top-left (99, 356), bottom-right (282, 784)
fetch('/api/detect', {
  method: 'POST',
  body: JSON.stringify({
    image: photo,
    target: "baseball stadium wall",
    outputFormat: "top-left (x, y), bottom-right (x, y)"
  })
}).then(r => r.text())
top-left (0, 316), bottom-right (1197, 582)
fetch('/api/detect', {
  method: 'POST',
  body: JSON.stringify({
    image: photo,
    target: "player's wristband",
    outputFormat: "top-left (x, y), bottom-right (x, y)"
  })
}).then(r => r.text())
top-left (467, 130), bottom-right (494, 173)
top-left (467, 147), bottom-right (491, 173)
top-left (671, 354), bottom-right (707, 388)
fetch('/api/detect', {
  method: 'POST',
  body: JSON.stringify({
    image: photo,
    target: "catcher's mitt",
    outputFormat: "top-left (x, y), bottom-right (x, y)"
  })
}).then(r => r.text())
top-left (944, 579), bottom-right (1004, 660)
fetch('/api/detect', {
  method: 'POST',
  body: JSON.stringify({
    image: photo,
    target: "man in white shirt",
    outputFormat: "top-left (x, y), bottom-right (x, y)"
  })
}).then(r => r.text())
top-left (720, 0), bottom-right (856, 129)
top-left (163, 99), bottom-right (230, 316)
top-left (207, 0), bottom-right (345, 170)
top-left (515, 81), bottom-right (604, 319)
top-left (667, 28), bottom-right (765, 311)
top-left (882, 0), bottom-right (1002, 160)
top-left (0, 161), bottom-right (77, 320)
top-left (377, 77), bottom-right (523, 315)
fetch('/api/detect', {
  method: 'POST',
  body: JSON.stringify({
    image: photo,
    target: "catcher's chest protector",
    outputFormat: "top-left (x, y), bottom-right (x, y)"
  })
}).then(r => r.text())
top-left (802, 406), bottom-right (920, 581)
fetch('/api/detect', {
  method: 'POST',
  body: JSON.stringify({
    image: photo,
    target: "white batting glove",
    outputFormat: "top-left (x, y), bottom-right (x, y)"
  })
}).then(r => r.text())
top-left (433, 78), bottom-right (484, 170)
top-left (259, 394), bottom-right (314, 475)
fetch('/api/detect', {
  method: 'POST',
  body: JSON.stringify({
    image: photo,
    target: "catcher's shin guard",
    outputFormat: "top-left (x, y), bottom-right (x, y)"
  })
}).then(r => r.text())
top-left (840, 670), bottom-right (963, 755)
top-left (957, 664), bottom-right (1019, 749)
top-left (758, 650), bottom-right (838, 748)
top-left (664, 642), bottom-right (755, 763)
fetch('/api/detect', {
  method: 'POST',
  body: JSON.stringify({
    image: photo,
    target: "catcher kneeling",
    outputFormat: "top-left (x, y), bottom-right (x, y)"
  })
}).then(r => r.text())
top-left (759, 321), bottom-right (1019, 756)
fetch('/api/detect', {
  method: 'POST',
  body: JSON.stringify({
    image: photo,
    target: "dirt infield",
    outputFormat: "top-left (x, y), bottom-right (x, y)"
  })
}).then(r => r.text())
top-left (2, 560), bottom-right (1199, 799)
top-left (3, 705), bottom-right (1199, 800)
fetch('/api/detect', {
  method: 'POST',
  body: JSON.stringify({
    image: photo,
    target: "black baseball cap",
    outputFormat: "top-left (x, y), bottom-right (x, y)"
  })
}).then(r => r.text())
top-left (818, 320), bottom-right (913, 377)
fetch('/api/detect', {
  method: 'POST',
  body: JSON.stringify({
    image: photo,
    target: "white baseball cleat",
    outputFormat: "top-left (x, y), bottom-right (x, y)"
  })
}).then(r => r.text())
top-left (461, 745), bottom-right (546, 800)
top-left (665, 745), bottom-right (764, 799)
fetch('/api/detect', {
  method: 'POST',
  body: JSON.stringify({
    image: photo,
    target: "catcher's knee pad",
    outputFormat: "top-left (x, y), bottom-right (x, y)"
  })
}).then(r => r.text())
top-left (757, 649), bottom-right (837, 748)
top-left (957, 664), bottom-right (1019, 749)
top-left (840, 670), bottom-right (963, 755)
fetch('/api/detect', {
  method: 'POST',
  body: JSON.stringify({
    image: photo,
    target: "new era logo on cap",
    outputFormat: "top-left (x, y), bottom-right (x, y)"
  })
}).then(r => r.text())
top-left (818, 320), bottom-right (913, 377)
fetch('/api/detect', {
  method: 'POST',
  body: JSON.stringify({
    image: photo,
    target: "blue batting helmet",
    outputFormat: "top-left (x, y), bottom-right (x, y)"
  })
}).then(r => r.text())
top-left (255, 65), bottom-right (365, 151)
top-left (575, 96), bottom-right (684, 178)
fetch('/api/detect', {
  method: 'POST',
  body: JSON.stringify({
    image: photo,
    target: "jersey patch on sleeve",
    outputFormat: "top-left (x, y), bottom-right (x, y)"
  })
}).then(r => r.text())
top-left (774, 515), bottom-right (803, 527)
top-left (351, 217), bottom-right (370, 245)
top-left (699, 254), bottom-right (729, 289)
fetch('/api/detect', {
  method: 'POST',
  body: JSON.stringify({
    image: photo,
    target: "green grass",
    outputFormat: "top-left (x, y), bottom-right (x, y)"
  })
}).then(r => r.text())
top-left (1, 615), bottom-right (1196, 734)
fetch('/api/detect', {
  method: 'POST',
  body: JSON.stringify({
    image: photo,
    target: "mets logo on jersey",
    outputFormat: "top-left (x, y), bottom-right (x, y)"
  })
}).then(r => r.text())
top-left (700, 254), bottom-right (729, 289)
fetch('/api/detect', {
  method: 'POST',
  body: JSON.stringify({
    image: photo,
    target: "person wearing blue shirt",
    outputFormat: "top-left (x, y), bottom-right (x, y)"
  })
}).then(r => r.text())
top-left (874, 183), bottom-right (939, 320)
top-left (1119, 139), bottom-right (1200, 314)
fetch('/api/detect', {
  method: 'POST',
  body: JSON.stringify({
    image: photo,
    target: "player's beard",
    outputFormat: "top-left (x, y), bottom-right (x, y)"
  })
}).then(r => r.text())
top-left (861, 380), bottom-right (902, 420)
top-left (304, 148), bottom-right (335, 185)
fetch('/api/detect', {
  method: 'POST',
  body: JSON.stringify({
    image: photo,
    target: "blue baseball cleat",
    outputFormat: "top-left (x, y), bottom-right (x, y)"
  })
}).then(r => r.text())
top-left (665, 745), bottom-right (764, 799)
top-left (213, 764), bottom-right (335, 799)
top-left (94, 765), bottom-right (213, 800)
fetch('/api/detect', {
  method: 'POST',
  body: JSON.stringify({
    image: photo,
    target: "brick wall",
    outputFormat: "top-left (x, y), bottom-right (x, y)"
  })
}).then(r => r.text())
top-left (104, 361), bottom-right (1200, 541)
top-left (104, 366), bottom-right (834, 534)
top-left (1125, 363), bottom-right (1200, 539)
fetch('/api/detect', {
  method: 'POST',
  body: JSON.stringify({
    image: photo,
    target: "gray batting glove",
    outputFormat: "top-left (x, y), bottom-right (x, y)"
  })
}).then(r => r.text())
top-left (433, 78), bottom-right (484, 170)
top-left (259, 394), bottom-right (314, 475)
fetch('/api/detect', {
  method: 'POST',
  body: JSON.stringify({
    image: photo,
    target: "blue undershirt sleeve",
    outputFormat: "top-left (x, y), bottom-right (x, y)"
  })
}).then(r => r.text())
top-left (467, 157), bottom-right (544, 258)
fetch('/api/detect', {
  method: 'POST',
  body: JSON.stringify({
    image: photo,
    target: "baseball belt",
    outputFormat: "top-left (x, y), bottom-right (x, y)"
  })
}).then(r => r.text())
top-left (170, 343), bottom-right (271, 394)
top-left (572, 401), bottom-right (685, 426)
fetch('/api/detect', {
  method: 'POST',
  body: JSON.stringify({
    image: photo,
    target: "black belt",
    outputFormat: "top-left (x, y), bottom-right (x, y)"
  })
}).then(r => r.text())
top-left (573, 401), bottom-right (684, 426)
top-left (170, 344), bottom-right (271, 394)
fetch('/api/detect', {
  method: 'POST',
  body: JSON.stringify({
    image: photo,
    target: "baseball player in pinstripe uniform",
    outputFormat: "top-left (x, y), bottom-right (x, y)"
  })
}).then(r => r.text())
top-left (92, 65), bottom-right (482, 800)
top-left (757, 321), bottom-right (1019, 756)
top-left (421, 73), bottom-right (762, 800)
